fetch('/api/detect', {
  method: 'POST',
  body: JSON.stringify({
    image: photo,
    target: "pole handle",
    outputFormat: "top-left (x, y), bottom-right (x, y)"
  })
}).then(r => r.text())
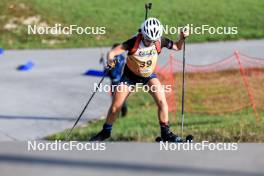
top-left (144, 3), bottom-right (152, 20)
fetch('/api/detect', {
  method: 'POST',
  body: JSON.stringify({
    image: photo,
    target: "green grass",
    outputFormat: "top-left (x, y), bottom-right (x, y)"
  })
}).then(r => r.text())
top-left (47, 90), bottom-right (264, 142)
top-left (0, 0), bottom-right (264, 49)
top-left (47, 69), bottom-right (264, 142)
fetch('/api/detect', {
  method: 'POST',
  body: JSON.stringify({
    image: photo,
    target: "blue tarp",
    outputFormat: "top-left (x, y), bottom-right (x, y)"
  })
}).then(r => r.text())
top-left (84, 69), bottom-right (105, 77)
top-left (0, 48), bottom-right (4, 55)
top-left (17, 60), bottom-right (35, 71)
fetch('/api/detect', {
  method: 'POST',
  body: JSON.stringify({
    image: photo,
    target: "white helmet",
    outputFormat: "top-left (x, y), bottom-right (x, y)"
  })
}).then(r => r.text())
top-left (141, 17), bottom-right (163, 41)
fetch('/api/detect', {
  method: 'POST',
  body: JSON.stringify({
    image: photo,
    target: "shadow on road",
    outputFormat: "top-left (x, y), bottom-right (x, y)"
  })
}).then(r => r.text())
top-left (0, 154), bottom-right (262, 176)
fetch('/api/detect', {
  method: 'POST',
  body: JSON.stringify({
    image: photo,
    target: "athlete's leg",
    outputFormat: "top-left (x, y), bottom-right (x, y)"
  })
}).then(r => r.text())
top-left (106, 83), bottom-right (130, 124)
top-left (147, 78), bottom-right (169, 123)
top-left (110, 81), bottom-right (128, 117)
top-left (89, 83), bottom-right (131, 141)
top-left (147, 78), bottom-right (182, 142)
top-left (121, 100), bottom-right (128, 117)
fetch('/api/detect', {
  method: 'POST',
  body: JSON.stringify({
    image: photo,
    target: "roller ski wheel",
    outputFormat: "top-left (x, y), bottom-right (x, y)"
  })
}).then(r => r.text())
top-left (155, 136), bottom-right (162, 142)
top-left (185, 134), bottom-right (194, 142)
top-left (155, 134), bottom-right (194, 143)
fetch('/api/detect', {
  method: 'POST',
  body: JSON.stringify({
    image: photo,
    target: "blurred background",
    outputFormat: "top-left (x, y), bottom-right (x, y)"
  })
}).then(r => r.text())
top-left (0, 0), bottom-right (263, 142)
top-left (0, 1), bottom-right (264, 176)
top-left (0, 0), bottom-right (263, 48)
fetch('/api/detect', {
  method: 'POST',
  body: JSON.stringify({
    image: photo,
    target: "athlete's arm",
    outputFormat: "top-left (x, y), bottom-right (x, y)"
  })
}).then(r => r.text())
top-left (107, 44), bottom-right (126, 67)
top-left (172, 33), bottom-right (185, 51)
top-left (107, 37), bottom-right (136, 67)
top-left (171, 26), bottom-right (190, 51)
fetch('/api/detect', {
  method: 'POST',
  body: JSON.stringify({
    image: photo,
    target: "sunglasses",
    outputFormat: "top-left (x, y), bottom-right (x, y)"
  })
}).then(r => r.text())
top-left (143, 37), bottom-right (156, 44)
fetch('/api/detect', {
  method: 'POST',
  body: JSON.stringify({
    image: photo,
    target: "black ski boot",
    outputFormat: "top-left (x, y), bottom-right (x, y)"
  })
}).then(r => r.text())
top-left (160, 130), bottom-right (183, 142)
top-left (89, 129), bottom-right (111, 141)
top-left (158, 123), bottom-right (183, 142)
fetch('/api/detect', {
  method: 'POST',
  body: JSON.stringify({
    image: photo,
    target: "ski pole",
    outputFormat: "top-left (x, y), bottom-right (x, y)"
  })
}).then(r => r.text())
top-left (181, 38), bottom-right (186, 137)
top-left (66, 67), bottom-right (110, 140)
top-left (145, 3), bottom-right (152, 20)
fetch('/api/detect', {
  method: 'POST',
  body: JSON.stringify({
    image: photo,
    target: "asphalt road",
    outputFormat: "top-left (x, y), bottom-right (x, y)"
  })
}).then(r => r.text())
top-left (0, 39), bottom-right (263, 141)
top-left (0, 142), bottom-right (263, 176)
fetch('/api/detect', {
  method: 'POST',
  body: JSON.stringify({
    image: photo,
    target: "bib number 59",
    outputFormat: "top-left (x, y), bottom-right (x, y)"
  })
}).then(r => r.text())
top-left (140, 60), bottom-right (152, 68)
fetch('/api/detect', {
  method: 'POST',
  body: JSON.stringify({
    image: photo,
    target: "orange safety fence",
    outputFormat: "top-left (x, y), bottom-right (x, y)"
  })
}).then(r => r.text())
top-left (156, 53), bottom-right (177, 113)
top-left (157, 51), bottom-right (264, 122)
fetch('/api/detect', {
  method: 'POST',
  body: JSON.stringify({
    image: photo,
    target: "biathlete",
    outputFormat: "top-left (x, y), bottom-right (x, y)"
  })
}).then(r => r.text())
top-left (90, 17), bottom-right (189, 142)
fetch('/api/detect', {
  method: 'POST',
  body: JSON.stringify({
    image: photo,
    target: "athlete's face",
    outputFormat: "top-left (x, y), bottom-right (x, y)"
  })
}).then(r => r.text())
top-left (143, 38), bottom-right (155, 47)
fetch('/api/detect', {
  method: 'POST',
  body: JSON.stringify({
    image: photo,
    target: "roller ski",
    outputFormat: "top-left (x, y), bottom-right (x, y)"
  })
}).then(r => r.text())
top-left (155, 132), bottom-right (193, 143)
top-left (89, 129), bottom-right (111, 141)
